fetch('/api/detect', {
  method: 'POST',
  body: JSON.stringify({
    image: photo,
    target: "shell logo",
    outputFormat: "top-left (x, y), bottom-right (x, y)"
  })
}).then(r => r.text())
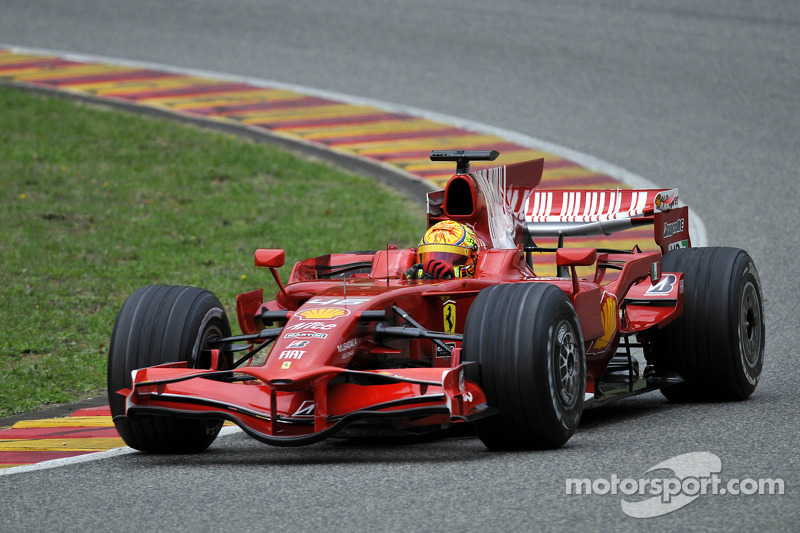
top-left (296, 307), bottom-right (350, 320)
top-left (655, 192), bottom-right (677, 211)
top-left (591, 296), bottom-right (618, 351)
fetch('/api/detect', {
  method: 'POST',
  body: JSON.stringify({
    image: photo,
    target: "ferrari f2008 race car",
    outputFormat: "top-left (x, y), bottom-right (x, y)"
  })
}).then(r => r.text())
top-left (107, 150), bottom-right (764, 452)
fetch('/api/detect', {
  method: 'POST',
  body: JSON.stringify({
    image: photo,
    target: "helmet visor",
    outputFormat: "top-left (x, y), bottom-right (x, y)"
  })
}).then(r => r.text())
top-left (418, 244), bottom-right (470, 267)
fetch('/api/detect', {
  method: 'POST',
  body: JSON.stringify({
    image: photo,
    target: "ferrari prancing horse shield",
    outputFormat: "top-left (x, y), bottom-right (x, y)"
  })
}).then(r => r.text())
top-left (443, 300), bottom-right (456, 333)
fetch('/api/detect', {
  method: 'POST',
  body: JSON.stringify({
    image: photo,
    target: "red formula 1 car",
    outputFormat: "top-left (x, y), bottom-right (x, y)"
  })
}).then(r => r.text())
top-left (107, 150), bottom-right (765, 452)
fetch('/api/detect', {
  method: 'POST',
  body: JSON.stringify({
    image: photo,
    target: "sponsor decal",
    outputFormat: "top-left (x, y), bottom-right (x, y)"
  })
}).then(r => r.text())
top-left (284, 331), bottom-right (328, 339)
top-left (655, 191), bottom-right (679, 211)
top-left (296, 307), bottom-right (350, 320)
top-left (557, 322), bottom-right (571, 344)
top-left (279, 350), bottom-right (305, 360)
top-left (285, 321), bottom-right (338, 331)
top-left (281, 361), bottom-right (291, 369)
top-left (591, 296), bottom-right (618, 351)
top-left (662, 218), bottom-right (685, 238)
top-left (443, 300), bottom-right (456, 334)
top-left (645, 274), bottom-right (678, 296)
top-left (668, 239), bottom-right (689, 251)
top-left (337, 339), bottom-right (359, 353)
top-left (308, 297), bottom-right (371, 306)
top-left (526, 190), bottom-right (654, 223)
top-left (337, 338), bottom-right (361, 361)
top-left (436, 342), bottom-right (456, 359)
top-left (292, 400), bottom-right (315, 417)
top-left (286, 340), bottom-right (309, 349)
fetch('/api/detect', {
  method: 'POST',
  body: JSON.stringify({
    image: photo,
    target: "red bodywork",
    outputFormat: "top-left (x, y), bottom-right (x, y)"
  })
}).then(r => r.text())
top-left (123, 156), bottom-right (691, 445)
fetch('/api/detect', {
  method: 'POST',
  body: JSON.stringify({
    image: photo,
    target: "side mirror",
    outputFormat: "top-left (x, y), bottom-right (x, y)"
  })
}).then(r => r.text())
top-left (255, 249), bottom-right (285, 268)
top-left (254, 249), bottom-right (286, 296)
top-left (556, 248), bottom-right (597, 267)
top-left (556, 248), bottom-right (597, 294)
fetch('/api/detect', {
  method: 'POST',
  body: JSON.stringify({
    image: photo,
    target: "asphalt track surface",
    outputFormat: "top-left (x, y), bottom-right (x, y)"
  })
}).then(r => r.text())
top-left (1, 1), bottom-right (798, 531)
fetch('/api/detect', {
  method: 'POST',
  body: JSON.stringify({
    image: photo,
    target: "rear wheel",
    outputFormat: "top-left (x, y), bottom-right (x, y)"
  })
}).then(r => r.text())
top-left (463, 283), bottom-right (585, 450)
top-left (107, 285), bottom-right (231, 453)
top-left (646, 247), bottom-right (764, 401)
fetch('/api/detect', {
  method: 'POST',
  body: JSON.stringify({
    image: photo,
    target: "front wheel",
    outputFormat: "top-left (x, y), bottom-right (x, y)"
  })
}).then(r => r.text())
top-left (107, 285), bottom-right (232, 453)
top-left (463, 283), bottom-right (586, 450)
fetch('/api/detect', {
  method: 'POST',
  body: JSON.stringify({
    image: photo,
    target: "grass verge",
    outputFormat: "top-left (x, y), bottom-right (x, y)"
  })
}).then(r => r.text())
top-left (0, 86), bottom-right (425, 416)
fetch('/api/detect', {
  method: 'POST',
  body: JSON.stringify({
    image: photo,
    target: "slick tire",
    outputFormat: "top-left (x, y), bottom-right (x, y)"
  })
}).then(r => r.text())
top-left (107, 285), bottom-right (231, 453)
top-left (463, 283), bottom-right (586, 450)
top-left (648, 248), bottom-right (764, 402)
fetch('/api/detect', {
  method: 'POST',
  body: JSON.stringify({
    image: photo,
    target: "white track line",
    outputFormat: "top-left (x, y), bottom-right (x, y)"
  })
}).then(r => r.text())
top-left (0, 426), bottom-right (241, 477)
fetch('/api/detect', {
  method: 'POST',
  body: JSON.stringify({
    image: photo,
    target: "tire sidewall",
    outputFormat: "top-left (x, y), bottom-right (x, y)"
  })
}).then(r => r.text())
top-left (188, 306), bottom-right (229, 370)
top-left (544, 309), bottom-right (586, 438)
top-left (729, 254), bottom-right (764, 394)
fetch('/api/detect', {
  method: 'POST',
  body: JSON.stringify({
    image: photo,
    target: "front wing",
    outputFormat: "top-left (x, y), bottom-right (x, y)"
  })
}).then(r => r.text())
top-left (120, 362), bottom-right (492, 446)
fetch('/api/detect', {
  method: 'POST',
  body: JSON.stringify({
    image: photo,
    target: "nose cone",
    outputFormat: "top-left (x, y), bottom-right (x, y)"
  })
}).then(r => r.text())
top-left (264, 297), bottom-right (372, 375)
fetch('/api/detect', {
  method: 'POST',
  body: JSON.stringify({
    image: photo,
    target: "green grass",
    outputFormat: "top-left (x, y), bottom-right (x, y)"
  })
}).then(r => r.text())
top-left (0, 86), bottom-right (425, 416)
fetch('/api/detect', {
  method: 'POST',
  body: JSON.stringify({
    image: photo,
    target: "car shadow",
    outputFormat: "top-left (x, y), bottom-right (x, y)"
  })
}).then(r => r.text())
top-left (111, 390), bottom-right (777, 467)
top-left (578, 395), bottom-right (676, 430)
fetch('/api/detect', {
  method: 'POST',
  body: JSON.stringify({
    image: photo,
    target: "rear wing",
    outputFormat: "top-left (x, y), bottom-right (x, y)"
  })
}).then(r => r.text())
top-left (524, 189), bottom-right (691, 254)
top-left (426, 150), bottom-right (691, 254)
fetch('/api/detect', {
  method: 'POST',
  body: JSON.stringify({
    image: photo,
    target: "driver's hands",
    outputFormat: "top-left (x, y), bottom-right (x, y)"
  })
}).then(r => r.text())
top-left (404, 260), bottom-right (455, 280)
top-left (422, 259), bottom-right (455, 279)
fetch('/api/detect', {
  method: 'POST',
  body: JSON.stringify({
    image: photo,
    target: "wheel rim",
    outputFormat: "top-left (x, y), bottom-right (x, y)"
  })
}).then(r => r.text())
top-left (197, 324), bottom-right (223, 368)
top-left (740, 280), bottom-right (762, 368)
top-left (555, 320), bottom-right (580, 408)
top-left (192, 308), bottom-right (226, 369)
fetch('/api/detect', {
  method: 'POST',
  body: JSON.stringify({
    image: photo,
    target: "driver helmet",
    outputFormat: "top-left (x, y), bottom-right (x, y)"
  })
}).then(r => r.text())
top-left (417, 220), bottom-right (480, 278)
